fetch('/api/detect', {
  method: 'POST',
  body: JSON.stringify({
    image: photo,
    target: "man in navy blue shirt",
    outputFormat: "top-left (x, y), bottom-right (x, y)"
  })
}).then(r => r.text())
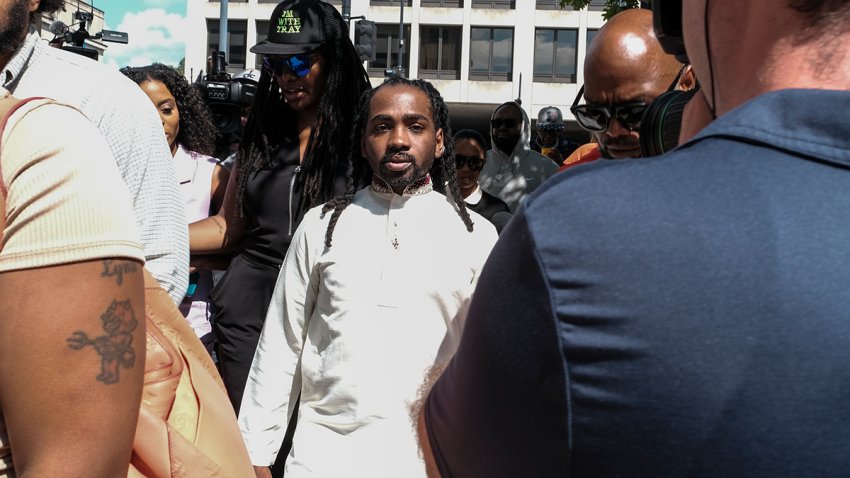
top-left (417, 1), bottom-right (850, 476)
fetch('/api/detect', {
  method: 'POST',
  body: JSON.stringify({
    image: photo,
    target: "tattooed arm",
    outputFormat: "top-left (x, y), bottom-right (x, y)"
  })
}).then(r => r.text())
top-left (0, 260), bottom-right (145, 477)
top-left (0, 97), bottom-right (147, 477)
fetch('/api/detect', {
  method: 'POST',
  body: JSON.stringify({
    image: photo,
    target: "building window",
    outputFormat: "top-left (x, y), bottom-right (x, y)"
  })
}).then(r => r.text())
top-left (586, 28), bottom-right (599, 47)
top-left (419, 26), bottom-right (461, 80)
top-left (254, 20), bottom-right (269, 69)
top-left (469, 27), bottom-right (513, 81)
top-left (359, 23), bottom-right (411, 77)
top-left (533, 28), bottom-right (578, 83)
top-left (207, 19), bottom-right (248, 70)
top-left (535, 0), bottom-right (573, 9)
top-left (370, 0), bottom-right (412, 6)
top-left (588, 0), bottom-right (606, 10)
top-left (471, 0), bottom-right (515, 8)
top-left (541, 0), bottom-right (603, 9)
top-left (422, 0), bottom-right (463, 6)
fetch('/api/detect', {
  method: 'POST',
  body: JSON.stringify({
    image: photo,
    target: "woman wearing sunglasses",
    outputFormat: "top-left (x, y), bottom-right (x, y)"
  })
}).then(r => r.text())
top-left (188, 0), bottom-right (370, 420)
top-left (453, 129), bottom-right (511, 232)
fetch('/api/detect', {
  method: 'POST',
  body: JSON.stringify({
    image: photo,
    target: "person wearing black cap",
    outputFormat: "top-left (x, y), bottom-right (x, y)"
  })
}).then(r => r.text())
top-left (188, 0), bottom-right (371, 422)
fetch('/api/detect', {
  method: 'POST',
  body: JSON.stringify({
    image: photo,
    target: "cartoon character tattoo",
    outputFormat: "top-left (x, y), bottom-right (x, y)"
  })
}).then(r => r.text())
top-left (67, 299), bottom-right (138, 384)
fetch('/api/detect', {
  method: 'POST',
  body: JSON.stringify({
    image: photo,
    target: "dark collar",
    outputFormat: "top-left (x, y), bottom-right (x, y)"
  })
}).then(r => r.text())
top-left (684, 89), bottom-right (850, 168)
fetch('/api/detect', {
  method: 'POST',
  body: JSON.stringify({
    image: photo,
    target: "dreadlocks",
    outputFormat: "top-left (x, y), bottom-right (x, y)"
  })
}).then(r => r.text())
top-left (322, 77), bottom-right (474, 248)
top-left (121, 63), bottom-right (220, 157)
top-left (235, 1), bottom-right (370, 216)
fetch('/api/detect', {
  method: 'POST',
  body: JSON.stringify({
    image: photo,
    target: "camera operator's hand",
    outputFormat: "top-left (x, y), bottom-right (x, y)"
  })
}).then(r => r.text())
top-left (678, 89), bottom-right (715, 144)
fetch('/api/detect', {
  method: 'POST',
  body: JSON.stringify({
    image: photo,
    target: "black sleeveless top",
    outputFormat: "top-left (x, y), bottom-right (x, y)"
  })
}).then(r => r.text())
top-left (240, 132), bottom-right (304, 267)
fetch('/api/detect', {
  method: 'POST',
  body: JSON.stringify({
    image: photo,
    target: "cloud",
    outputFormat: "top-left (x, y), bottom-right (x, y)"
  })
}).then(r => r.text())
top-left (101, 8), bottom-right (187, 69)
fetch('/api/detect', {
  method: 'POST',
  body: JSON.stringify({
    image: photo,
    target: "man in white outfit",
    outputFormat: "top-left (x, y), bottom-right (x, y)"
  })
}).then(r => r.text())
top-left (238, 77), bottom-right (498, 477)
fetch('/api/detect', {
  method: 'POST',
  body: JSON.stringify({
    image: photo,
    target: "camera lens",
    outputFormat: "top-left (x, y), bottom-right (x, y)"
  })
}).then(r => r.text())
top-left (639, 88), bottom-right (698, 158)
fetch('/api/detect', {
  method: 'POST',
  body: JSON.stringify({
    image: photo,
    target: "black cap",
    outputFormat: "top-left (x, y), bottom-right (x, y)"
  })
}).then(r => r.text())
top-left (250, 0), bottom-right (342, 56)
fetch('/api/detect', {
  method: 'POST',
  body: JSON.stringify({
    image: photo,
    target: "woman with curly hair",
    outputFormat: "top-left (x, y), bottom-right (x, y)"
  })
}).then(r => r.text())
top-left (188, 0), bottom-right (371, 423)
top-left (122, 63), bottom-right (228, 353)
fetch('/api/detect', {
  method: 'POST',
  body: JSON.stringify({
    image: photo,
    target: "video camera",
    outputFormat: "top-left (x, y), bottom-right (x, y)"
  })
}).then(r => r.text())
top-left (194, 51), bottom-right (257, 139)
top-left (639, 0), bottom-right (697, 157)
top-left (49, 10), bottom-right (128, 61)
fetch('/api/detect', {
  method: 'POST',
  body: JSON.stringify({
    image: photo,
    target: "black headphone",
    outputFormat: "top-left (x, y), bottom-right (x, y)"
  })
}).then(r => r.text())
top-left (640, 0), bottom-right (717, 157)
top-left (653, 0), bottom-right (717, 118)
top-left (653, 0), bottom-right (688, 63)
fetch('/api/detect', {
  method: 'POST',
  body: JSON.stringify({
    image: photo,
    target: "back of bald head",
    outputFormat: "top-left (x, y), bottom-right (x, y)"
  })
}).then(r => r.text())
top-left (585, 9), bottom-right (682, 88)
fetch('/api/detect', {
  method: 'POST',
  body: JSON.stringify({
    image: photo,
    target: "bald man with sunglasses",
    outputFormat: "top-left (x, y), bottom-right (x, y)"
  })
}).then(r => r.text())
top-left (569, 8), bottom-right (695, 162)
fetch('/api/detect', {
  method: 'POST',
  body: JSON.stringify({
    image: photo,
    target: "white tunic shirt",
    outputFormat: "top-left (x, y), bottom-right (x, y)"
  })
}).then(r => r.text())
top-left (239, 178), bottom-right (498, 477)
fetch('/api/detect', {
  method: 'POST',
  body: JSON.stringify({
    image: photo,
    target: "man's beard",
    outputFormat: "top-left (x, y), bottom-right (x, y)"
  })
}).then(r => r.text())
top-left (377, 150), bottom-right (431, 191)
top-left (597, 134), bottom-right (641, 159)
top-left (0, 0), bottom-right (28, 55)
top-left (493, 134), bottom-right (519, 155)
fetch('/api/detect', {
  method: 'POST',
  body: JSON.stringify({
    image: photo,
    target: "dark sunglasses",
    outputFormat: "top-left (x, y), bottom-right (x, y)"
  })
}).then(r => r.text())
top-left (491, 118), bottom-right (519, 129)
top-left (570, 89), bottom-right (648, 133)
top-left (570, 66), bottom-right (687, 133)
top-left (262, 53), bottom-right (314, 78)
top-left (455, 154), bottom-right (485, 171)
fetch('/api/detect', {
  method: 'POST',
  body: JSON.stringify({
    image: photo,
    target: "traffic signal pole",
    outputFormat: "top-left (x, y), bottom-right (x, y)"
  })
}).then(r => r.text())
top-left (397, 0), bottom-right (404, 77)
top-left (219, 0), bottom-right (228, 63)
top-left (341, 0), bottom-right (364, 23)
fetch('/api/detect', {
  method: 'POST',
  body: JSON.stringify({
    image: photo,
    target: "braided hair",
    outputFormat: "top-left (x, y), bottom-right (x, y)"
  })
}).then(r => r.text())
top-left (121, 63), bottom-right (220, 157)
top-left (322, 77), bottom-right (474, 248)
top-left (234, 1), bottom-right (371, 216)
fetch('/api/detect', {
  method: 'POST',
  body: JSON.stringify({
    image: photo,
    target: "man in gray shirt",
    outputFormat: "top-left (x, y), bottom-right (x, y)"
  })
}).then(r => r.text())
top-left (2, 0), bottom-right (189, 303)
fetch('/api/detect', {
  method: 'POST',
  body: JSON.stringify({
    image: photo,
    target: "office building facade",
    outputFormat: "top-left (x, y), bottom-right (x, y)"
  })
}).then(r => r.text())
top-left (186, 0), bottom-right (609, 134)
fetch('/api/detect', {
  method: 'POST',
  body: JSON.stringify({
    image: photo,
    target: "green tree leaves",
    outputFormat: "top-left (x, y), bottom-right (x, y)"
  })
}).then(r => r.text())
top-left (559, 0), bottom-right (642, 20)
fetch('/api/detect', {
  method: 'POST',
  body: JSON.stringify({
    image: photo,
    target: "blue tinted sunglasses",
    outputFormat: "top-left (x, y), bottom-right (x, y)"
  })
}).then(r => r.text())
top-left (262, 53), bottom-right (314, 77)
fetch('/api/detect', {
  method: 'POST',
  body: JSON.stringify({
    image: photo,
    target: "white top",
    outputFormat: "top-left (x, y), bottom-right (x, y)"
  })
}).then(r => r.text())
top-left (3, 29), bottom-right (189, 303)
top-left (174, 145), bottom-right (218, 338)
top-left (175, 144), bottom-right (218, 224)
top-left (464, 183), bottom-right (483, 206)
top-left (239, 179), bottom-right (498, 477)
